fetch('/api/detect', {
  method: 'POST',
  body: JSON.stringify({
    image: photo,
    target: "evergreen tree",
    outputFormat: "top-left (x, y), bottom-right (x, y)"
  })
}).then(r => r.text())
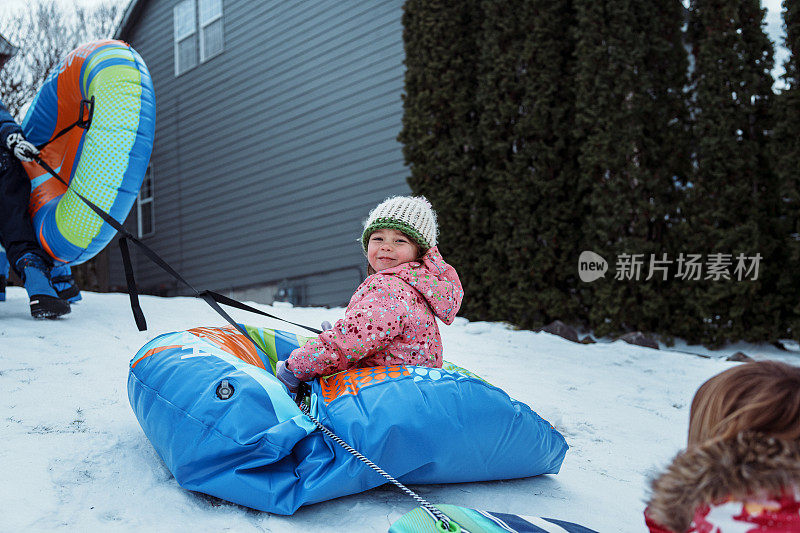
top-left (573, 0), bottom-right (689, 338)
top-left (682, 0), bottom-right (781, 346)
top-left (774, 0), bottom-right (800, 341)
top-left (477, 0), bottom-right (582, 328)
top-left (398, 0), bottom-right (491, 319)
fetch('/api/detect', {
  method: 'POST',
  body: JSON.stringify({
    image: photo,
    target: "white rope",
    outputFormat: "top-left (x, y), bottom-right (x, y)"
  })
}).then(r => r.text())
top-left (298, 400), bottom-right (457, 531)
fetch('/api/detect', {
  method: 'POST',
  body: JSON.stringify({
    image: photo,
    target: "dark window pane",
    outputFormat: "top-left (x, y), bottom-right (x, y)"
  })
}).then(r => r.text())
top-left (141, 203), bottom-right (154, 236)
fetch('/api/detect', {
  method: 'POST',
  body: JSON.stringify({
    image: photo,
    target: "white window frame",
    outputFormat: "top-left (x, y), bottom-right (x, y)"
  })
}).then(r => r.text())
top-left (173, 0), bottom-right (224, 77)
top-left (173, 0), bottom-right (198, 76)
top-left (137, 165), bottom-right (155, 238)
top-left (199, 0), bottom-right (224, 62)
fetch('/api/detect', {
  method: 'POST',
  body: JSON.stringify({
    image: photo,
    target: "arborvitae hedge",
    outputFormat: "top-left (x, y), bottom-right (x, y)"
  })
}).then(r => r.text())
top-left (400, 0), bottom-right (797, 346)
top-left (774, 0), bottom-right (800, 340)
top-left (682, 0), bottom-right (782, 346)
top-left (571, 0), bottom-right (690, 338)
top-left (478, 0), bottom-right (582, 329)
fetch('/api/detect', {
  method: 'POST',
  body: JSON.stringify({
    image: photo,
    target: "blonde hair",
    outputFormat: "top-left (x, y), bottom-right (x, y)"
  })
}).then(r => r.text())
top-left (687, 360), bottom-right (800, 447)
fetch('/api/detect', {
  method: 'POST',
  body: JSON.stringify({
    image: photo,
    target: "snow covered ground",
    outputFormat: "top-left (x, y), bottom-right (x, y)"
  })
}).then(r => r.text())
top-left (1, 287), bottom-right (798, 532)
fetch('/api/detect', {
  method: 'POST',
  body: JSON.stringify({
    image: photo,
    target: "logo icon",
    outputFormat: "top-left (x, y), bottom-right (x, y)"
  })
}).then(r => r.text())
top-left (579, 251), bottom-right (608, 282)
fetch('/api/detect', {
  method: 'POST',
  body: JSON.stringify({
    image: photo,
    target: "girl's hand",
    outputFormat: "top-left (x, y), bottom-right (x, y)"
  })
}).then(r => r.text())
top-left (275, 360), bottom-right (301, 393)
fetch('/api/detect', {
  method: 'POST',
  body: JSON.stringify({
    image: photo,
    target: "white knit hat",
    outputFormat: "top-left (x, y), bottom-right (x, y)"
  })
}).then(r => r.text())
top-left (361, 195), bottom-right (438, 253)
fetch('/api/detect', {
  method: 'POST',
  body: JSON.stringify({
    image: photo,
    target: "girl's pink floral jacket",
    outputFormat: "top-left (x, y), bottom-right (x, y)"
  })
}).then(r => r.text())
top-left (286, 246), bottom-right (463, 381)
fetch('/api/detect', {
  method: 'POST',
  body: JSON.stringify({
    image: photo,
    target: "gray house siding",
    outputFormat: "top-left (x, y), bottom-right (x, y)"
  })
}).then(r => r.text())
top-left (111, 0), bottom-right (410, 307)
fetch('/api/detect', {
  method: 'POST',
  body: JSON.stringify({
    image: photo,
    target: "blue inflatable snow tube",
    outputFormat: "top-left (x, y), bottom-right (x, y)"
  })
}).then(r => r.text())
top-left (128, 325), bottom-right (568, 514)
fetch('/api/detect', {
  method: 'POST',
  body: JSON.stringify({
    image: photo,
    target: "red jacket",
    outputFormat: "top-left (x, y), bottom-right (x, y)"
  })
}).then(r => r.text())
top-left (646, 433), bottom-right (800, 532)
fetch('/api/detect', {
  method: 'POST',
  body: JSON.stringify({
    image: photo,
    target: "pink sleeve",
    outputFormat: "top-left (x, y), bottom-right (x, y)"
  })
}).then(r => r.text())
top-left (419, 247), bottom-right (464, 324)
top-left (286, 278), bottom-right (410, 381)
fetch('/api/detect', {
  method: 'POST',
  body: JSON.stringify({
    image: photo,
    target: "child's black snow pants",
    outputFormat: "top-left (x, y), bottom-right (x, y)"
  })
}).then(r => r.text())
top-left (0, 147), bottom-right (52, 275)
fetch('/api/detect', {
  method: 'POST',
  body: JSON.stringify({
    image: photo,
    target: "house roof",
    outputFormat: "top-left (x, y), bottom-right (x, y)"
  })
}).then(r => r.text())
top-left (115, 0), bottom-right (149, 41)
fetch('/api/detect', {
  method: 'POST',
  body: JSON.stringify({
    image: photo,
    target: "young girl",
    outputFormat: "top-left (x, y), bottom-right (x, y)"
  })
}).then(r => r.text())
top-left (645, 361), bottom-right (800, 532)
top-left (276, 195), bottom-right (464, 390)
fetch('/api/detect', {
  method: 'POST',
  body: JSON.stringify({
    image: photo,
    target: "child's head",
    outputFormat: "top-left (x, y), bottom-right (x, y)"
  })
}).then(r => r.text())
top-left (687, 360), bottom-right (800, 447)
top-left (361, 195), bottom-right (438, 274)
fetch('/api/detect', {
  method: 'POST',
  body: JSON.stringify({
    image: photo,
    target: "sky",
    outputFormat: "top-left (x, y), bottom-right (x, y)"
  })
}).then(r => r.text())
top-left (0, 0), bottom-right (129, 17)
top-left (0, 0), bottom-right (129, 37)
top-left (763, 0), bottom-right (790, 84)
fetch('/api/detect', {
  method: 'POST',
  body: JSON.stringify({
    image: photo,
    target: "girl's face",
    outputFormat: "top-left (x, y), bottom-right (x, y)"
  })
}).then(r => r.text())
top-left (367, 228), bottom-right (419, 272)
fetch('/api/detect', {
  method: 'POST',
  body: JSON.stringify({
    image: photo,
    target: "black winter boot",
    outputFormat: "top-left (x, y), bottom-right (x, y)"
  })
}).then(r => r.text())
top-left (16, 253), bottom-right (70, 319)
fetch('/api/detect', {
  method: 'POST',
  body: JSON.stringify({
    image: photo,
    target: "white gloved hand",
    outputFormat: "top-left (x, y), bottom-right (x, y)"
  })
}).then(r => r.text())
top-left (6, 133), bottom-right (39, 162)
top-left (321, 321), bottom-right (333, 331)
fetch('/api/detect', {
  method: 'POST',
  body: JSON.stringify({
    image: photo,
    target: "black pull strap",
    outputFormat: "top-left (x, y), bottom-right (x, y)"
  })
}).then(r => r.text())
top-left (198, 292), bottom-right (267, 342)
top-left (32, 153), bottom-right (321, 338)
top-left (119, 236), bottom-right (147, 331)
top-left (35, 97), bottom-right (95, 150)
top-left (200, 290), bottom-right (321, 334)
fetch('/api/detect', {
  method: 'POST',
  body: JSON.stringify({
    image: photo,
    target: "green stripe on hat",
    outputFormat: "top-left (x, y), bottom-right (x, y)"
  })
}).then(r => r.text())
top-left (362, 218), bottom-right (431, 253)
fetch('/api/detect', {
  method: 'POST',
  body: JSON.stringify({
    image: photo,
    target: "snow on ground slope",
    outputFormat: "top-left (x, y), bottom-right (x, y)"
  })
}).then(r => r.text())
top-left (1, 287), bottom-right (797, 532)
